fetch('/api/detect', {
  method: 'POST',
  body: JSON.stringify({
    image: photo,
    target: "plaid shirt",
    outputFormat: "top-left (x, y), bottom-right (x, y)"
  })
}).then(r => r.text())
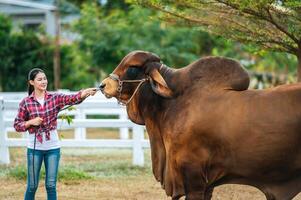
top-left (14, 91), bottom-right (82, 143)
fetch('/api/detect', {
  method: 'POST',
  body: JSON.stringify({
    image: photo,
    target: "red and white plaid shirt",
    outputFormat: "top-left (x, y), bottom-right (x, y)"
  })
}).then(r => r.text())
top-left (14, 91), bottom-right (82, 143)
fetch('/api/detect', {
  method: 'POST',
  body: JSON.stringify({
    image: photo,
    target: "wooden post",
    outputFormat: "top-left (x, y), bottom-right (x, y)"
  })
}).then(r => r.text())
top-left (132, 125), bottom-right (144, 166)
top-left (74, 109), bottom-right (86, 140)
top-left (0, 97), bottom-right (10, 164)
top-left (119, 112), bottom-right (129, 139)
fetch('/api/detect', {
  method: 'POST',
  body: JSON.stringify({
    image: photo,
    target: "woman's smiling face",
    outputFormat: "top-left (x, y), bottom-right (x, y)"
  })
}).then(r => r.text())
top-left (30, 72), bottom-right (48, 92)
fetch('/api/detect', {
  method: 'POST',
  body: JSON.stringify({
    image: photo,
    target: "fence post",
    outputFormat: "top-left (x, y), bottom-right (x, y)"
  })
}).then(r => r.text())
top-left (75, 109), bottom-right (86, 140)
top-left (132, 125), bottom-right (144, 166)
top-left (119, 112), bottom-right (129, 139)
top-left (0, 97), bottom-right (10, 164)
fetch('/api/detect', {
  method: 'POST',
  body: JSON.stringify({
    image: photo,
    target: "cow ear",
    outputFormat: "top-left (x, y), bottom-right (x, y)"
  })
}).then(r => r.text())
top-left (149, 68), bottom-right (173, 98)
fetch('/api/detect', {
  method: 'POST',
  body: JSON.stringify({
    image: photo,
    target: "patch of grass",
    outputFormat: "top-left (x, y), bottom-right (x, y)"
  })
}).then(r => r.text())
top-left (7, 165), bottom-right (27, 180)
top-left (3, 148), bottom-right (154, 182)
top-left (6, 162), bottom-right (149, 180)
top-left (81, 161), bottom-right (151, 178)
top-left (58, 166), bottom-right (93, 180)
top-left (5, 165), bottom-right (93, 181)
top-left (87, 115), bottom-right (119, 119)
top-left (59, 149), bottom-right (152, 178)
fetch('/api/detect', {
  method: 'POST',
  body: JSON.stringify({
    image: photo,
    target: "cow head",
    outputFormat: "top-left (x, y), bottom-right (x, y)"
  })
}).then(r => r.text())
top-left (100, 50), bottom-right (173, 124)
top-left (100, 50), bottom-right (173, 99)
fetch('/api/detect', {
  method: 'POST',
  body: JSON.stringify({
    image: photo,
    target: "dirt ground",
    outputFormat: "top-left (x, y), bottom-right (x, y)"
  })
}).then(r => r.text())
top-left (2, 128), bottom-right (301, 200)
top-left (3, 177), bottom-right (301, 200)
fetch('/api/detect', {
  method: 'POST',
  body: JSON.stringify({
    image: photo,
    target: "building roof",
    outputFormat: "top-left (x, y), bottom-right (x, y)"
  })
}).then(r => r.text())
top-left (0, 0), bottom-right (56, 11)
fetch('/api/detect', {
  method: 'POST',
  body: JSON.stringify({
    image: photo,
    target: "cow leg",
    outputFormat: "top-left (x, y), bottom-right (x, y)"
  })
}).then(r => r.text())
top-left (185, 191), bottom-right (205, 200)
top-left (182, 164), bottom-right (206, 200)
top-left (260, 180), bottom-right (301, 200)
top-left (253, 174), bottom-right (301, 200)
top-left (263, 192), bottom-right (276, 200)
top-left (263, 191), bottom-right (293, 200)
top-left (204, 187), bottom-right (214, 200)
top-left (184, 186), bottom-right (214, 200)
top-left (264, 188), bottom-right (297, 200)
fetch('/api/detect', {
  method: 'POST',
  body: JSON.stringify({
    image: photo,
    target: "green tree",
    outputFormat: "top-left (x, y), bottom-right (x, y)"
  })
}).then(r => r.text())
top-left (67, 0), bottom-right (130, 12)
top-left (0, 13), bottom-right (94, 92)
top-left (137, 0), bottom-right (301, 80)
top-left (0, 14), bottom-right (12, 91)
top-left (59, 44), bottom-right (96, 90)
top-left (73, 2), bottom-right (224, 78)
top-left (0, 14), bottom-right (54, 91)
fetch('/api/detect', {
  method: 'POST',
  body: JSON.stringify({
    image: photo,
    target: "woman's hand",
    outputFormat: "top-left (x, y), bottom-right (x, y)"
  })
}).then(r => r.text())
top-left (81, 88), bottom-right (98, 99)
top-left (25, 117), bottom-right (43, 128)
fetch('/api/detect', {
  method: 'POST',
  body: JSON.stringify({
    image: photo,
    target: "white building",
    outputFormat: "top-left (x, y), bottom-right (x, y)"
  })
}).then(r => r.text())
top-left (0, 0), bottom-right (57, 36)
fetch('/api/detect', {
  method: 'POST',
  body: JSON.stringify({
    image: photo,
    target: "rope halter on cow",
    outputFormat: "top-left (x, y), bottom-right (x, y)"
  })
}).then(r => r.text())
top-left (109, 73), bottom-right (149, 106)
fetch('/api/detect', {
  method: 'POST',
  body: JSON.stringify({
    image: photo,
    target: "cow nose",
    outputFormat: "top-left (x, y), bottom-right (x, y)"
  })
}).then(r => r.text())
top-left (99, 82), bottom-right (106, 90)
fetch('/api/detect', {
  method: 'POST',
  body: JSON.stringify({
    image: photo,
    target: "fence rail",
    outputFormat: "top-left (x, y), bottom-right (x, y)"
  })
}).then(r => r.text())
top-left (0, 93), bottom-right (149, 166)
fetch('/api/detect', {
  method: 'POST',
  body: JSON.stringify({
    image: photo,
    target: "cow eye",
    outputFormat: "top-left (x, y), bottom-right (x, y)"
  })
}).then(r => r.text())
top-left (126, 67), bottom-right (142, 79)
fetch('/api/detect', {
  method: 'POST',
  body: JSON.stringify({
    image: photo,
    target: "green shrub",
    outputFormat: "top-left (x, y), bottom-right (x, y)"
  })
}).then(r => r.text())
top-left (6, 165), bottom-right (92, 181)
top-left (58, 166), bottom-right (93, 180)
top-left (7, 165), bottom-right (27, 180)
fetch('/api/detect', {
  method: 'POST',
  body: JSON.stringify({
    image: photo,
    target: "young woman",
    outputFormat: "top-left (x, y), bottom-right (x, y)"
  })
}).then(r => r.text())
top-left (14, 68), bottom-right (97, 200)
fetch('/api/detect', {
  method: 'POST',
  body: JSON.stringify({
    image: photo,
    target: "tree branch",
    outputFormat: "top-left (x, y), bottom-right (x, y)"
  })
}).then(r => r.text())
top-left (145, 3), bottom-right (212, 26)
top-left (215, 0), bottom-right (299, 44)
top-left (265, 7), bottom-right (299, 43)
top-left (143, 1), bottom-right (299, 54)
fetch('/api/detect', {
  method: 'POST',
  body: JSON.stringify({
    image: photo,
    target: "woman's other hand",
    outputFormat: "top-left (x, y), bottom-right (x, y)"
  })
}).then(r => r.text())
top-left (25, 117), bottom-right (43, 128)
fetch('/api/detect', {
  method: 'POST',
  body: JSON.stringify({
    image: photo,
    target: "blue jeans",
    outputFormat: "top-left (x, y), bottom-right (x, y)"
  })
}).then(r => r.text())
top-left (25, 148), bottom-right (60, 200)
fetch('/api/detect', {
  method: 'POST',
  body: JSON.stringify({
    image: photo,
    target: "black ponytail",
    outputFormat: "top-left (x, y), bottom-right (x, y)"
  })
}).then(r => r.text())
top-left (27, 68), bottom-right (45, 95)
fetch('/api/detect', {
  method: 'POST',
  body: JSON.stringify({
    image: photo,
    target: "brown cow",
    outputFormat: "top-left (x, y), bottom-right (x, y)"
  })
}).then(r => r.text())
top-left (99, 50), bottom-right (301, 200)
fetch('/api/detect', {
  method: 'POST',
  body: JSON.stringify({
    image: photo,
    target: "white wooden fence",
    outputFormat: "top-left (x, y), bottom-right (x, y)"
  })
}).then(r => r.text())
top-left (0, 92), bottom-right (150, 166)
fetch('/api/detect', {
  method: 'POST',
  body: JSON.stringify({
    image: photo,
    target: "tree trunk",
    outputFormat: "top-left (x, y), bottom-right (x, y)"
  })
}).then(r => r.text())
top-left (298, 50), bottom-right (301, 82)
top-left (297, 41), bottom-right (301, 82)
top-left (297, 55), bottom-right (301, 82)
